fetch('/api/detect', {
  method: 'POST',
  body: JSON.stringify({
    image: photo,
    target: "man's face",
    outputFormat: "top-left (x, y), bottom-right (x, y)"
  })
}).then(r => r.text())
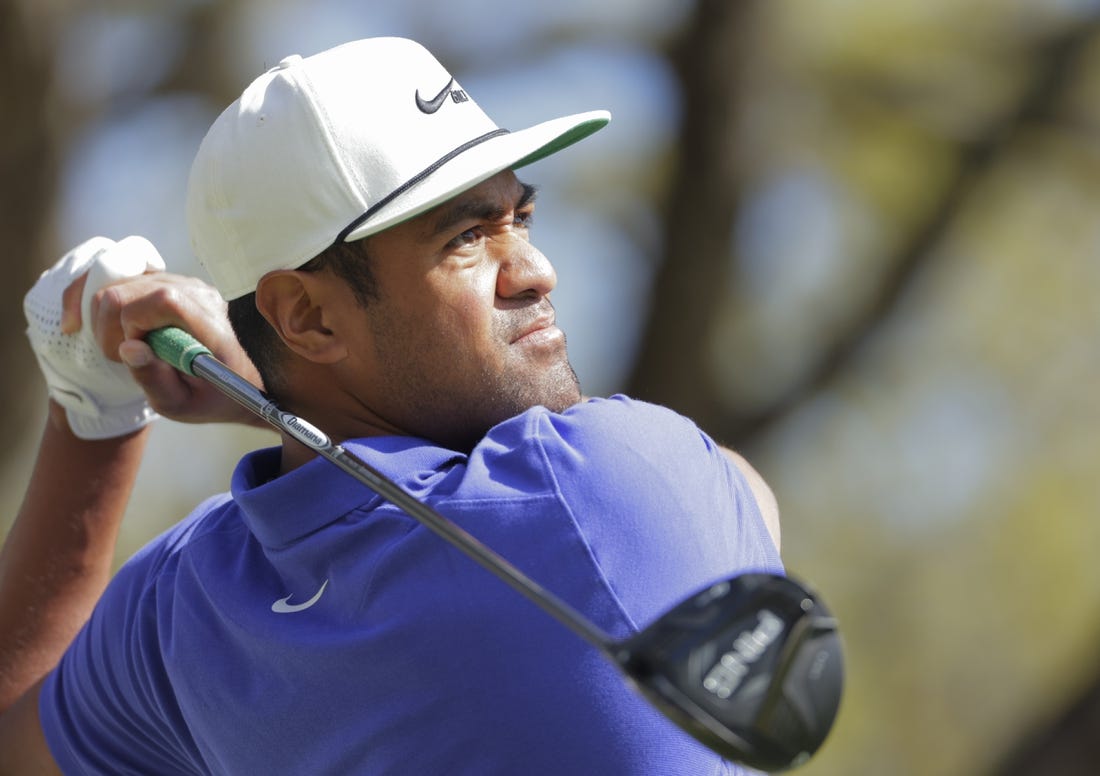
top-left (337, 170), bottom-right (581, 450)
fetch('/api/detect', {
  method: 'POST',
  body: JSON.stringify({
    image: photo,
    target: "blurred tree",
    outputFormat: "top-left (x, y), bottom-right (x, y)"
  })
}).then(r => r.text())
top-left (993, 673), bottom-right (1100, 776)
top-left (626, 0), bottom-right (753, 435)
top-left (632, 1), bottom-right (1099, 448)
top-left (630, 1), bottom-right (1100, 774)
top-left (153, 3), bottom-right (241, 108)
top-left (0, 0), bottom-right (66, 468)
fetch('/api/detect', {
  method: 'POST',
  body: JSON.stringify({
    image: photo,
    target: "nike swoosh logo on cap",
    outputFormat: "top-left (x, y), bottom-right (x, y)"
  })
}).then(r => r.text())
top-left (271, 579), bottom-right (329, 613)
top-left (415, 77), bottom-right (455, 114)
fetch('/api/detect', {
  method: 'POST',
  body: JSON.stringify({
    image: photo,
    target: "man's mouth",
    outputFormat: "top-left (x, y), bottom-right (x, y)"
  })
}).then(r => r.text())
top-left (509, 304), bottom-right (558, 345)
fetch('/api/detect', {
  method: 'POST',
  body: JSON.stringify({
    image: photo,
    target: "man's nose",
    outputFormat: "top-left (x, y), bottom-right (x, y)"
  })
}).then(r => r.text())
top-left (496, 237), bottom-right (557, 300)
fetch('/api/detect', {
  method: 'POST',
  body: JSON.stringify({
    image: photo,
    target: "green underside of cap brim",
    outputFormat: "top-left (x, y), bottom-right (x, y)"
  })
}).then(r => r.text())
top-left (511, 116), bottom-right (610, 170)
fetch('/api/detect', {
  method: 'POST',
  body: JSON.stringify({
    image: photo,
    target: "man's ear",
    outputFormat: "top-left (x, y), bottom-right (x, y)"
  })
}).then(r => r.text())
top-left (254, 270), bottom-right (348, 364)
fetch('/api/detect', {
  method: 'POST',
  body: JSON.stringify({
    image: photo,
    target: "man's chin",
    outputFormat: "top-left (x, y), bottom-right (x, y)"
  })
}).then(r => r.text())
top-left (485, 362), bottom-right (581, 426)
top-left (540, 387), bottom-right (582, 414)
top-left (533, 359), bottom-right (582, 414)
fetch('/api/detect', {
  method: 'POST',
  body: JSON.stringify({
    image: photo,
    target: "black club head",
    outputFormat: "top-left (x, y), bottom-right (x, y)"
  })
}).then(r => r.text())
top-left (615, 573), bottom-right (844, 772)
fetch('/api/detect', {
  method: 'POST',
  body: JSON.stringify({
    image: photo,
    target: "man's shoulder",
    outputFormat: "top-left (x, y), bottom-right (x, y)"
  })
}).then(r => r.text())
top-left (110, 492), bottom-right (238, 592)
top-left (466, 395), bottom-right (711, 498)
top-left (538, 395), bottom-right (709, 469)
top-left (499, 395), bottom-right (699, 453)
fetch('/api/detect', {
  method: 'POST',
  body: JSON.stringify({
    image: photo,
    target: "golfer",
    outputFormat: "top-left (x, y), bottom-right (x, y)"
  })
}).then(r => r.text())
top-left (0, 37), bottom-right (781, 774)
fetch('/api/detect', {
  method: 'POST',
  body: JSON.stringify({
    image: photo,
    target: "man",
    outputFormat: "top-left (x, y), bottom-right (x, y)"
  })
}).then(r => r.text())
top-left (0, 37), bottom-right (781, 774)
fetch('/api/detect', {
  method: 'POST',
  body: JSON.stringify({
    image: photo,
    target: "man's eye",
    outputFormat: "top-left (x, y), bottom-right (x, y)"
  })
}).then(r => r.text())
top-left (515, 211), bottom-right (535, 229)
top-left (447, 228), bottom-right (481, 249)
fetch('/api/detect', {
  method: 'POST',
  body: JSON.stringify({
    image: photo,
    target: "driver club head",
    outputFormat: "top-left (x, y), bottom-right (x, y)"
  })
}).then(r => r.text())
top-left (614, 573), bottom-right (843, 772)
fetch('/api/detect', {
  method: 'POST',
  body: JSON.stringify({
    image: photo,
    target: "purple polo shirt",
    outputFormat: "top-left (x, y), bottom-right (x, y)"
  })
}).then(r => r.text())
top-left (40, 396), bottom-right (780, 774)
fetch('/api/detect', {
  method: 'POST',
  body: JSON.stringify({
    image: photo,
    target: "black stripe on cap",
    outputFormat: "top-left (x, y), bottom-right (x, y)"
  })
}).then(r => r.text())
top-left (335, 128), bottom-right (511, 244)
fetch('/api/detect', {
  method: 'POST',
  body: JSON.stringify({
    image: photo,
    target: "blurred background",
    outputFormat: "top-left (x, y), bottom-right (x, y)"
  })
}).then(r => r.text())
top-left (3, 0), bottom-right (1099, 773)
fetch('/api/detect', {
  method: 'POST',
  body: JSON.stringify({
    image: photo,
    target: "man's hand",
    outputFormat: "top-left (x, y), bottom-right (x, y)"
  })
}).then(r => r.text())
top-left (24, 237), bottom-right (165, 439)
top-left (50, 237), bottom-right (265, 428)
top-left (78, 268), bottom-right (265, 427)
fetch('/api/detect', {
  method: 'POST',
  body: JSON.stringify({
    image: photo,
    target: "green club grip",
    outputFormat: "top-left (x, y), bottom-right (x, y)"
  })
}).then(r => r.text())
top-left (146, 326), bottom-right (212, 376)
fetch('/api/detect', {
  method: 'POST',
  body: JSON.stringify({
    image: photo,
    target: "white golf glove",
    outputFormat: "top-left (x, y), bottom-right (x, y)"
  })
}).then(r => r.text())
top-left (24, 236), bottom-right (167, 440)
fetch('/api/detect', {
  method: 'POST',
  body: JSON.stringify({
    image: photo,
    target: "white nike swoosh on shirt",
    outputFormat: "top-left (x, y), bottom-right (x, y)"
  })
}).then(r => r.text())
top-left (271, 579), bottom-right (329, 613)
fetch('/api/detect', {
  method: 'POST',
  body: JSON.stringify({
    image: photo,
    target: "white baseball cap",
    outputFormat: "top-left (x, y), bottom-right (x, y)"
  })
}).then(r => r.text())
top-left (187, 37), bottom-right (610, 300)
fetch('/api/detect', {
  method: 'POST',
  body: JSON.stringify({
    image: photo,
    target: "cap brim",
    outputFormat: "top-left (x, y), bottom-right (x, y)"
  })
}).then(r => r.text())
top-left (343, 110), bottom-right (610, 243)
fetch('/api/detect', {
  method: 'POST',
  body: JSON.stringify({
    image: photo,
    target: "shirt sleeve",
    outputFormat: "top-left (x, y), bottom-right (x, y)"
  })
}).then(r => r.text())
top-left (531, 395), bottom-right (783, 631)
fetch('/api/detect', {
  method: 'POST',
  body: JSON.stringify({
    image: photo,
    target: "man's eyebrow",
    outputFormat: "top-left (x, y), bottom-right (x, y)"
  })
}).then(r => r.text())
top-left (429, 182), bottom-right (539, 238)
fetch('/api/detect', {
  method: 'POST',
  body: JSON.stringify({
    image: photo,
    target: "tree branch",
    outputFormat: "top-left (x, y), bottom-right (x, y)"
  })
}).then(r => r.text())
top-left (723, 18), bottom-right (1100, 445)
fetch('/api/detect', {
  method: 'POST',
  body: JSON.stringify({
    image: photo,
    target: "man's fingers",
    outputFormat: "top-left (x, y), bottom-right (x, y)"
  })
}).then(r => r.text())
top-left (90, 274), bottom-right (215, 362)
top-left (117, 340), bottom-right (154, 369)
top-left (119, 344), bottom-right (193, 413)
top-left (120, 339), bottom-right (255, 425)
top-left (60, 273), bottom-right (89, 334)
top-left (75, 270), bottom-right (264, 421)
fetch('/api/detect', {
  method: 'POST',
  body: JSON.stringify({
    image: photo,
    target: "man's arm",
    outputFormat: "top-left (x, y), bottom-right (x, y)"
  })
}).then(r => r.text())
top-left (721, 447), bottom-right (781, 553)
top-left (0, 403), bottom-right (148, 774)
top-left (0, 403), bottom-right (147, 712)
top-left (2, 248), bottom-right (261, 711)
top-left (0, 243), bottom-right (264, 771)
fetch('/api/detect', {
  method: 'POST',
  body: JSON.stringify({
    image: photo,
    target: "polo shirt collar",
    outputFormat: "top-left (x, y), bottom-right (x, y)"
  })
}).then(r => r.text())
top-left (231, 436), bottom-right (464, 549)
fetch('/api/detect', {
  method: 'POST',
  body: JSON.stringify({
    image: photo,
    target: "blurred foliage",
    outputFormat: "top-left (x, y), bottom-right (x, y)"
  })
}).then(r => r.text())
top-left (727, 3), bottom-right (1100, 774)
top-left (2, 1), bottom-right (1099, 774)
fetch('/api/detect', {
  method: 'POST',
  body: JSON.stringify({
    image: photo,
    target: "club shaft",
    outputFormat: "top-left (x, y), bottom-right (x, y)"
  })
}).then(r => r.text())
top-left (169, 339), bottom-right (613, 653)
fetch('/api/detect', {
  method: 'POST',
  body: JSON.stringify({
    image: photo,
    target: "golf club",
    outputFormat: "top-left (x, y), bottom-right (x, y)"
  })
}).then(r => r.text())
top-left (147, 326), bottom-right (843, 772)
